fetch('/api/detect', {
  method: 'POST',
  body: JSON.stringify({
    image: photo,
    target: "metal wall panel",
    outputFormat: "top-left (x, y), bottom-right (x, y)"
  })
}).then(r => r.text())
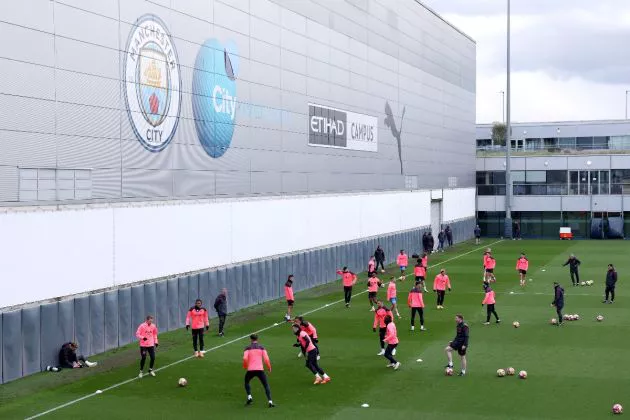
top-left (241, 263), bottom-right (252, 307)
top-left (58, 299), bottom-right (74, 344)
top-left (2, 310), bottom-right (21, 382)
top-left (144, 283), bottom-right (157, 326)
top-left (207, 271), bottom-right (219, 316)
top-left (178, 277), bottom-right (189, 328)
top-left (74, 296), bottom-right (90, 356)
top-left (250, 262), bottom-right (261, 304)
top-left (155, 281), bottom-right (168, 331)
top-left (278, 256), bottom-right (286, 299)
top-left (231, 266), bottom-right (243, 311)
top-left (198, 272), bottom-right (210, 310)
top-left (188, 274), bottom-right (200, 305)
top-left (167, 278), bottom-right (179, 331)
top-left (21, 306), bottom-right (41, 376)
top-left (131, 285), bottom-right (145, 332)
top-left (118, 287), bottom-right (132, 346)
top-left (40, 302), bottom-right (59, 371)
top-left (272, 257), bottom-right (280, 298)
top-left (89, 293), bottom-right (105, 356)
top-left (0, 313), bottom-right (3, 383)
top-left (104, 290), bottom-right (119, 351)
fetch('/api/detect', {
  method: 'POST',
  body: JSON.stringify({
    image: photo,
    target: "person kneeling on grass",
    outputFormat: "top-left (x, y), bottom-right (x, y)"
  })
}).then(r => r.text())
top-left (46, 341), bottom-right (97, 372)
top-left (292, 323), bottom-right (330, 384)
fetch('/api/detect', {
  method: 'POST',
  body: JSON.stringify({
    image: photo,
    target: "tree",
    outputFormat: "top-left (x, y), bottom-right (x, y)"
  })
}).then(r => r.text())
top-left (491, 122), bottom-right (507, 146)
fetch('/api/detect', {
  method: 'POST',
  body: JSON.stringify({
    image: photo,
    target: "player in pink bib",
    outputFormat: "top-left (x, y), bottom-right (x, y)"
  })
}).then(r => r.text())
top-left (516, 253), bottom-right (529, 287)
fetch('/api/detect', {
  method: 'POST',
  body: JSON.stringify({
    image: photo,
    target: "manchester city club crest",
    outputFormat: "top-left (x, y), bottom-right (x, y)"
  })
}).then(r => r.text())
top-left (123, 15), bottom-right (181, 152)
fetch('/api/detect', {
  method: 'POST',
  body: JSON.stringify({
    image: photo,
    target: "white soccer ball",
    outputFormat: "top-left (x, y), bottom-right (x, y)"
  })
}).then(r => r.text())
top-left (178, 377), bottom-right (188, 387)
top-left (563, 314), bottom-right (570, 321)
top-left (445, 367), bottom-right (454, 376)
top-left (497, 368), bottom-right (506, 377)
top-left (596, 315), bottom-right (604, 322)
top-left (573, 314), bottom-right (580, 321)
top-left (519, 370), bottom-right (527, 379)
top-left (550, 318), bottom-right (558, 325)
top-left (580, 281), bottom-right (586, 286)
top-left (506, 367), bottom-right (515, 376)
top-left (613, 403), bottom-right (623, 414)
top-left (512, 321), bottom-right (520, 328)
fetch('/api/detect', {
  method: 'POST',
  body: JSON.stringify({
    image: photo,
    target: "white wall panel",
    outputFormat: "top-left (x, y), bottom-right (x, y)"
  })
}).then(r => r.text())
top-left (0, 209), bottom-right (114, 308)
top-left (442, 187), bottom-right (475, 221)
top-left (0, 188), bottom-right (473, 308)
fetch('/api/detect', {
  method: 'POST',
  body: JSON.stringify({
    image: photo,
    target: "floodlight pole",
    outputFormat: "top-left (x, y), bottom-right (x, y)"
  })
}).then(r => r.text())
top-left (504, 0), bottom-right (513, 239)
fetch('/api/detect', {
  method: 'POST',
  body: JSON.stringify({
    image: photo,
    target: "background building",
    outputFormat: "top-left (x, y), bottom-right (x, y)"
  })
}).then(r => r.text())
top-left (0, 0), bottom-right (476, 382)
top-left (476, 120), bottom-right (630, 238)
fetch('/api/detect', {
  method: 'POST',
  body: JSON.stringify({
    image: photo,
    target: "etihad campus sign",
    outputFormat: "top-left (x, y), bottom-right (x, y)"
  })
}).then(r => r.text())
top-left (123, 15), bottom-right (181, 153)
top-left (308, 104), bottom-right (378, 152)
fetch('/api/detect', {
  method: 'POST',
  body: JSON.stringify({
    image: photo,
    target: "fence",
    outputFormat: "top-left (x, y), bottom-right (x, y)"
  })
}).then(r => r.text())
top-left (0, 217), bottom-right (474, 383)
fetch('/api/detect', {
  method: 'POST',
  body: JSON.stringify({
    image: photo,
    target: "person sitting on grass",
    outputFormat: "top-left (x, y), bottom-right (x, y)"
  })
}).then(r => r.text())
top-left (46, 341), bottom-right (97, 372)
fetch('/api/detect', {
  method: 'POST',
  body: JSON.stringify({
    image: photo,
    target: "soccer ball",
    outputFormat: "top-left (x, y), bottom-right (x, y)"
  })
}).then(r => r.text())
top-left (563, 314), bottom-right (570, 321)
top-left (550, 318), bottom-right (558, 325)
top-left (613, 404), bottom-right (623, 414)
top-left (587, 280), bottom-right (594, 286)
top-left (518, 370), bottom-right (527, 379)
top-left (178, 378), bottom-right (188, 387)
top-left (567, 315), bottom-right (575, 321)
top-left (580, 281), bottom-right (586, 286)
top-left (573, 314), bottom-right (580, 321)
top-left (506, 367), bottom-right (515, 376)
top-left (445, 367), bottom-right (454, 376)
top-left (596, 315), bottom-right (604, 322)
top-left (512, 321), bottom-right (520, 328)
top-left (497, 369), bottom-right (506, 377)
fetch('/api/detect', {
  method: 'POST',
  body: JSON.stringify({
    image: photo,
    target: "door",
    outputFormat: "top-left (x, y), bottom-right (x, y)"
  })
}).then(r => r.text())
top-left (430, 200), bottom-right (442, 250)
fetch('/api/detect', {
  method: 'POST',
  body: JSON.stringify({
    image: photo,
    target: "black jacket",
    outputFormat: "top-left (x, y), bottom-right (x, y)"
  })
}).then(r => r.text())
top-left (451, 322), bottom-right (469, 347)
top-left (428, 235), bottom-right (434, 248)
top-left (58, 342), bottom-right (76, 366)
top-left (445, 227), bottom-right (453, 240)
top-left (606, 270), bottom-right (618, 287)
top-left (474, 227), bottom-right (481, 237)
top-left (552, 285), bottom-right (564, 307)
top-left (375, 247), bottom-right (385, 262)
top-left (438, 232), bottom-right (445, 242)
top-left (214, 294), bottom-right (227, 315)
top-left (563, 257), bottom-right (581, 272)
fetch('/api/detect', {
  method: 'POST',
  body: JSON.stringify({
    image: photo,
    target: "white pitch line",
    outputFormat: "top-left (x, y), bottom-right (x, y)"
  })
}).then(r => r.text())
top-left (25, 239), bottom-right (503, 419)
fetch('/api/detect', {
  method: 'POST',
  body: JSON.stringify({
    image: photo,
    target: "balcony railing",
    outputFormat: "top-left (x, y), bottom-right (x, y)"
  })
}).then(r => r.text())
top-left (477, 183), bottom-right (630, 196)
top-left (476, 143), bottom-right (630, 156)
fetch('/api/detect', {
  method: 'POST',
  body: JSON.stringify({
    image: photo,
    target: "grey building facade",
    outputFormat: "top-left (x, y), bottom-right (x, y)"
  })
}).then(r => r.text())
top-left (0, 0), bottom-right (476, 205)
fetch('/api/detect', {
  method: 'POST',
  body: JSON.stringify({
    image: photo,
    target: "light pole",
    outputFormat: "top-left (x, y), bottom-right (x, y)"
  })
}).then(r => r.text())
top-left (625, 90), bottom-right (629, 120)
top-left (499, 91), bottom-right (505, 123)
top-left (504, 0), bottom-right (513, 239)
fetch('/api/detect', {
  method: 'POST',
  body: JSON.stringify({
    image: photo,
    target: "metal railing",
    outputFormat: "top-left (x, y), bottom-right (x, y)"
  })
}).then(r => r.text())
top-left (477, 183), bottom-right (630, 196)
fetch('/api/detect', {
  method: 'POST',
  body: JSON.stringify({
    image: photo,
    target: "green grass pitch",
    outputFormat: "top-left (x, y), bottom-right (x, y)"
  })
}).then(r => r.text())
top-left (1, 239), bottom-right (628, 419)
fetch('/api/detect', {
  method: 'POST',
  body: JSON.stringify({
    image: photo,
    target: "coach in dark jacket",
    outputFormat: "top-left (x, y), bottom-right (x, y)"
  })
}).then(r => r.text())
top-left (374, 245), bottom-right (385, 272)
top-left (214, 288), bottom-right (228, 336)
top-left (551, 282), bottom-right (565, 325)
top-left (422, 233), bottom-right (428, 253)
top-left (603, 264), bottom-right (618, 304)
top-left (445, 225), bottom-right (453, 247)
top-left (562, 254), bottom-right (581, 286)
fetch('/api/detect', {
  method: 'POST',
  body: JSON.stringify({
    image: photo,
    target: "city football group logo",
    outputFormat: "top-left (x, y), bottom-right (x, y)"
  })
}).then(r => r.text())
top-left (123, 14), bottom-right (181, 153)
top-left (192, 39), bottom-right (239, 158)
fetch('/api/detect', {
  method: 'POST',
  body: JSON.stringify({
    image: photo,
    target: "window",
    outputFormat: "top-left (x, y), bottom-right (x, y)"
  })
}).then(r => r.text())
top-left (511, 171), bottom-right (525, 183)
top-left (525, 171), bottom-right (546, 183)
top-left (19, 168), bottom-right (92, 202)
top-left (547, 170), bottom-right (567, 184)
top-left (405, 175), bottom-right (418, 190)
top-left (476, 171), bottom-right (488, 185)
top-left (576, 137), bottom-right (593, 150)
top-left (593, 136), bottom-right (609, 149)
top-left (558, 137), bottom-right (576, 148)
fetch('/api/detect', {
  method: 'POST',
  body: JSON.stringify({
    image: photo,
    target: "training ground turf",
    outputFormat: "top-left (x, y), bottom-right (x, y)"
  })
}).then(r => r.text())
top-left (1, 239), bottom-right (628, 419)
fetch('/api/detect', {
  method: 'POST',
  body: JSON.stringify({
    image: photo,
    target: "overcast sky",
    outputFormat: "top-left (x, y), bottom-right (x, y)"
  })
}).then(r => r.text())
top-left (421, 0), bottom-right (630, 123)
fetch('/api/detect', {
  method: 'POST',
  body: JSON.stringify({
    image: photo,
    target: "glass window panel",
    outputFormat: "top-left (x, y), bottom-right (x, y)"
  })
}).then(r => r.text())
top-left (476, 171), bottom-right (488, 185)
top-left (526, 171), bottom-right (546, 183)
top-left (547, 170), bottom-right (567, 184)
top-left (593, 136), bottom-right (608, 148)
top-left (491, 171), bottom-right (506, 185)
top-left (576, 137), bottom-right (593, 149)
top-left (558, 137), bottom-right (576, 148)
top-left (511, 171), bottom-right (525, 182)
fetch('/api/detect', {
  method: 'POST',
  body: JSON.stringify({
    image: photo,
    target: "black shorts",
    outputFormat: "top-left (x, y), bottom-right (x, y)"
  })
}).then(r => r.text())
top-left (450, 344), bottom-right (467, 356)
top-left (415, 276), bottom-right (425, 281)
top-left (287, 300), bottom-right (294, 306)
top-left (485, 268), bottom-right (494, 274)
top-left (475, 235), bottom-right (480, 238)
top-left (368, 292), bottom-right (377, 299)
top-left (519, 269), bottom-right (527, 275)
top-left (140, 346), bottom-right (155, 357)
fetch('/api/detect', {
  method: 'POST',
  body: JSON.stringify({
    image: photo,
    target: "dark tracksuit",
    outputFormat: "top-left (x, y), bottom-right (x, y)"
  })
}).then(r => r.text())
top-left (450, 322), bottom-right (469, 354)
top-left (445, 228), bottom-right (453, 247)
top-left (474, 227), bottom-right (481, 238)
top-left (552, 285), bottom-right (565, 323)
top-left (422, 234), bottom-right (428, 253)
top-left (605, 269), bottom-right (618, 302)
top-left (563, 257), bottom-right (581, 285)
top-left (428, 235), bottom-right (434, 253)
top-left (375, 248), bottom-right (386, 271)
top-left (58, 343), bottom-right (87, 369)
top-left (214, 294), bottom-right (228, 335)
top-left (437, 232), bottom-right (445, 251)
